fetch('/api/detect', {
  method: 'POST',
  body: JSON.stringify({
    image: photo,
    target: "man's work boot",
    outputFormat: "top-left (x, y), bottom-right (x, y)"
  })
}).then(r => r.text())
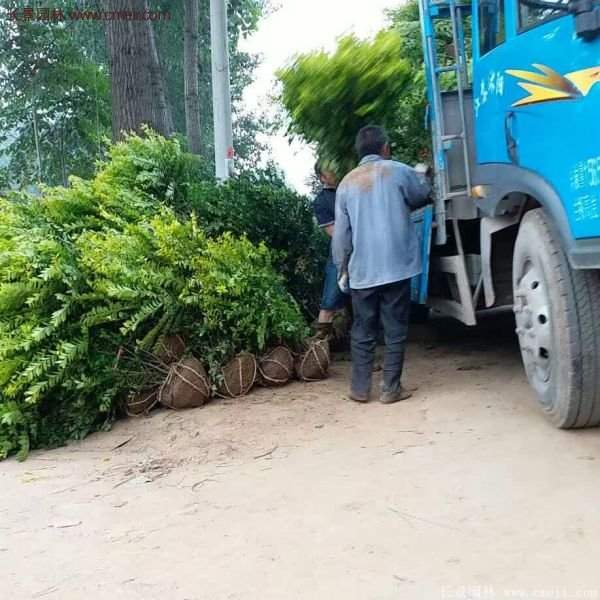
top-left (349, 390), bottom-right (370, 403)
top-left (379, 386), bottom-right (413, 404)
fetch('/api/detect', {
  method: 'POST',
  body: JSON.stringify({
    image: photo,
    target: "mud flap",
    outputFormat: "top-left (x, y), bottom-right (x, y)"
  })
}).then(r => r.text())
top-left (411, 205), bottom-right (434, 305)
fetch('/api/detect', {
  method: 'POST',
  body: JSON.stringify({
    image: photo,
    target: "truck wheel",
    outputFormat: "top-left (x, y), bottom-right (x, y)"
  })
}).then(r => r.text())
top-left (513, 208), bottom-right (600, 428)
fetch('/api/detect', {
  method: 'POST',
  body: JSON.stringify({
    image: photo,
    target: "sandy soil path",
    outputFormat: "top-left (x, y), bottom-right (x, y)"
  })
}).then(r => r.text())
top-left (2, 316), bottom-right (600, 600)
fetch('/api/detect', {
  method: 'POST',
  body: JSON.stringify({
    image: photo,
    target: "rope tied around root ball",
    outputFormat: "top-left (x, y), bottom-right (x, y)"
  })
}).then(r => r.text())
top-left (295, 339), bottom-right (330, 382)
top-left (159, 358), bottom-right (211, 409)
top-left (218, 352), bottom-right (257, 398)
top-left (126, 388), bottom-right (160, 417)
top-left (258, 346), bottom-right (294, 386)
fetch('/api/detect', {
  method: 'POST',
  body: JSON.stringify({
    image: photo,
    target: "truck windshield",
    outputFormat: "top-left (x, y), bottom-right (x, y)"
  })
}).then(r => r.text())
top-left (518, 0), bottom-right (569, 30)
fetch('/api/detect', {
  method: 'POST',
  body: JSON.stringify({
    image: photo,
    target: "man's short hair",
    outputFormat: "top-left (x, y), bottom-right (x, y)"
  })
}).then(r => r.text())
top-left (355, 125), bottom-right (389, 160)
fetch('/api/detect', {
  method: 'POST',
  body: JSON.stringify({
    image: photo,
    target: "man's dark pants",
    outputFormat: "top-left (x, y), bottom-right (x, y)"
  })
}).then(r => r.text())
top-left (350, 279), bottom-right (411, 397)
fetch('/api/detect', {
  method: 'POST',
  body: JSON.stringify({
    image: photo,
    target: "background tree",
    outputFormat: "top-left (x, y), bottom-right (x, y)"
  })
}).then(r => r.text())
top-left (386, 0), bottom-right (431, 165)
top-left (386, 0), bottom-right (469, 164)
top-left (104, 0), bottom-right (174, 140)
top-left (154, 0), bottom-right (267, 167)
top-left (0, 0), bottom-right (270, 187)
top-left (183, 0), bottom-right (202, 155)
top-left (0, 5), bottom-right (111, 187)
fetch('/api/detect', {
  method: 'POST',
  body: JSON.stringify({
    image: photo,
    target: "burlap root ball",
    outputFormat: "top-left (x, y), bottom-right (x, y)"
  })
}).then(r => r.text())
top-left (295, 339), bottom-right (330, 382)
top-left (218, 352), bottom-right (257, 398)
top-left (155, 334), bottom-right (186, 364)
top-left (159, 357), bottom-right (211, 409)
top-left (258, 346), bottom-right (294, 387)
top-left (126, 387), bottom-right (159, 417)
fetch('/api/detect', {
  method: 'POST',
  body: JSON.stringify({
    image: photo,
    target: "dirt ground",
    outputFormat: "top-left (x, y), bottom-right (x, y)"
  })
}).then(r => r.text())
top-left (2, 314), bottom-right (600, 600)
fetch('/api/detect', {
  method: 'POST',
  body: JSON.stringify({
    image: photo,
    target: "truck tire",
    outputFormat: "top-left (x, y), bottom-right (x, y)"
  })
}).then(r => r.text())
top-left (513, 208), bottom-right (600, 428)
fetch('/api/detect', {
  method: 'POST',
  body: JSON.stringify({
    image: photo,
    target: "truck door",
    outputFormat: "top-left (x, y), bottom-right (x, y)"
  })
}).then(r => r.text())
top-left (504, 2), bottom-right (600, 240)
top-left (473, 0), bottom-right (600, 240)
top-left (472, 0), bottom-right (511, 164)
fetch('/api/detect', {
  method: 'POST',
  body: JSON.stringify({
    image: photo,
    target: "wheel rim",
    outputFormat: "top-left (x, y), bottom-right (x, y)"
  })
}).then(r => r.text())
top-left (514, 259), bottom-right (553, 394)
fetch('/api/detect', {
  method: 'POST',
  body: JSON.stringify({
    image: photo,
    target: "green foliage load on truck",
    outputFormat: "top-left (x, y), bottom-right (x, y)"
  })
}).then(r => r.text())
top-left (277, 0), bottom-right (468, 174)
top-left (277, 31), bottom-right (412, 175)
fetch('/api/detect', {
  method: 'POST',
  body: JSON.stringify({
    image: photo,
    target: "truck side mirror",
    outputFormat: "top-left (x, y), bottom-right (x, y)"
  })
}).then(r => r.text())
top-left (570, 0), bottom-right (600, 40)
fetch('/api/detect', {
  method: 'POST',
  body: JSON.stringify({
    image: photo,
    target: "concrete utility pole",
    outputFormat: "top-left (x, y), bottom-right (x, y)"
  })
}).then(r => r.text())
top-left (210, 0), bottom-right (234, 180)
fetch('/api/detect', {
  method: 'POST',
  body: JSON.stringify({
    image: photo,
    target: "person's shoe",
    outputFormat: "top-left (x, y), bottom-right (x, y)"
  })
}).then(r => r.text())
top-left (379, 387), bottom-right (413, 404)
top-left (349, 390), bottom-right (370, 403)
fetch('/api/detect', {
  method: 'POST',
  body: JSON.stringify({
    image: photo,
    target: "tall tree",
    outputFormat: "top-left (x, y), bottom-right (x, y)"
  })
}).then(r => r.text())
top-left (104, 0), bottom-right (173, 140)
top-left (0, 5), bottom-right (110, 187)
top-left (183, 0), bottom-right (202, 154)
top-left (146, 10), bottom-right (175, 135)
top-left (0, 0), bottom-right (268, 187)
top-left (155, 0), bottom-right (267, 166)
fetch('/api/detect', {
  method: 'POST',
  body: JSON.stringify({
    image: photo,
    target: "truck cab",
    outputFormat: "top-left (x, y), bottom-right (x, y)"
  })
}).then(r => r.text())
top-left (416, 0), bottom-right (600, 427)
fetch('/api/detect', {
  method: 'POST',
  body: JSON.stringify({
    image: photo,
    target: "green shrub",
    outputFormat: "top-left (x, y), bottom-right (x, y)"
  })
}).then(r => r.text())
top-left (277, 17), bottom-right (464, 171)
top-left (0, 195), bottom-right (307, 460)
top-left (93, 127), bottom-right (212, 211)
top-left (95, 131), bottom-right (327, 317)
top-left (0, 192), bottom-right (121, 459)
top-left (186, 233), bottom-right (309, 377)
top-left (78, 216), bottom-right (308, 378)
top-left (187, 171), bottom-right (327, 318)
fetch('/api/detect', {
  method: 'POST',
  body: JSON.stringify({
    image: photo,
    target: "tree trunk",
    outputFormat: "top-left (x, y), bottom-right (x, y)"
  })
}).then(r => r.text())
top-left (59, 126), bottom-right (67, 187)
top-left (183, 0), bottom-right (202, 154)
top-left (31, 104), bottom-right (42, 182)
top-left (104, 0), bottom-right (173, 140)
top-left (146, 6), bottom-right (174, 136)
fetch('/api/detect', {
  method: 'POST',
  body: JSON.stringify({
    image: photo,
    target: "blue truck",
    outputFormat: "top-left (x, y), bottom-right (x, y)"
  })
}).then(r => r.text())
top-left (414, 0), bottom-right (600, 427)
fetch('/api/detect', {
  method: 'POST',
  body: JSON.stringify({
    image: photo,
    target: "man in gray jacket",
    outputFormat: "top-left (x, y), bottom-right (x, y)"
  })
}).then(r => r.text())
top-left (332, 125), bottom-right (431, 404)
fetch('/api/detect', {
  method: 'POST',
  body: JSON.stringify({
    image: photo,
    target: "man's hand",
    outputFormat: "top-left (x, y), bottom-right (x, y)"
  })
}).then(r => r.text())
top-left (338, 271), bottom-right (350, 294)
top-left (414, 163), bottom-right (432, 178)
top-left (404, 163), bottom-right (433, 210)
top-left (324, 224), bottom-right (334, 238)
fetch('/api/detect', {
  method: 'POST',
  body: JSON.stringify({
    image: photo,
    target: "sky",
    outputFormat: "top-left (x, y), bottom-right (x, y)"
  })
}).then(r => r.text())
top-left (239, 0), bottom-right (400, 194)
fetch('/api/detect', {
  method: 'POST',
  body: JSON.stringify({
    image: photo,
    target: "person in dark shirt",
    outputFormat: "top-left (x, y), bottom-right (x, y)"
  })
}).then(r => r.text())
top-left (313, 160), bottom-right (349, 339)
